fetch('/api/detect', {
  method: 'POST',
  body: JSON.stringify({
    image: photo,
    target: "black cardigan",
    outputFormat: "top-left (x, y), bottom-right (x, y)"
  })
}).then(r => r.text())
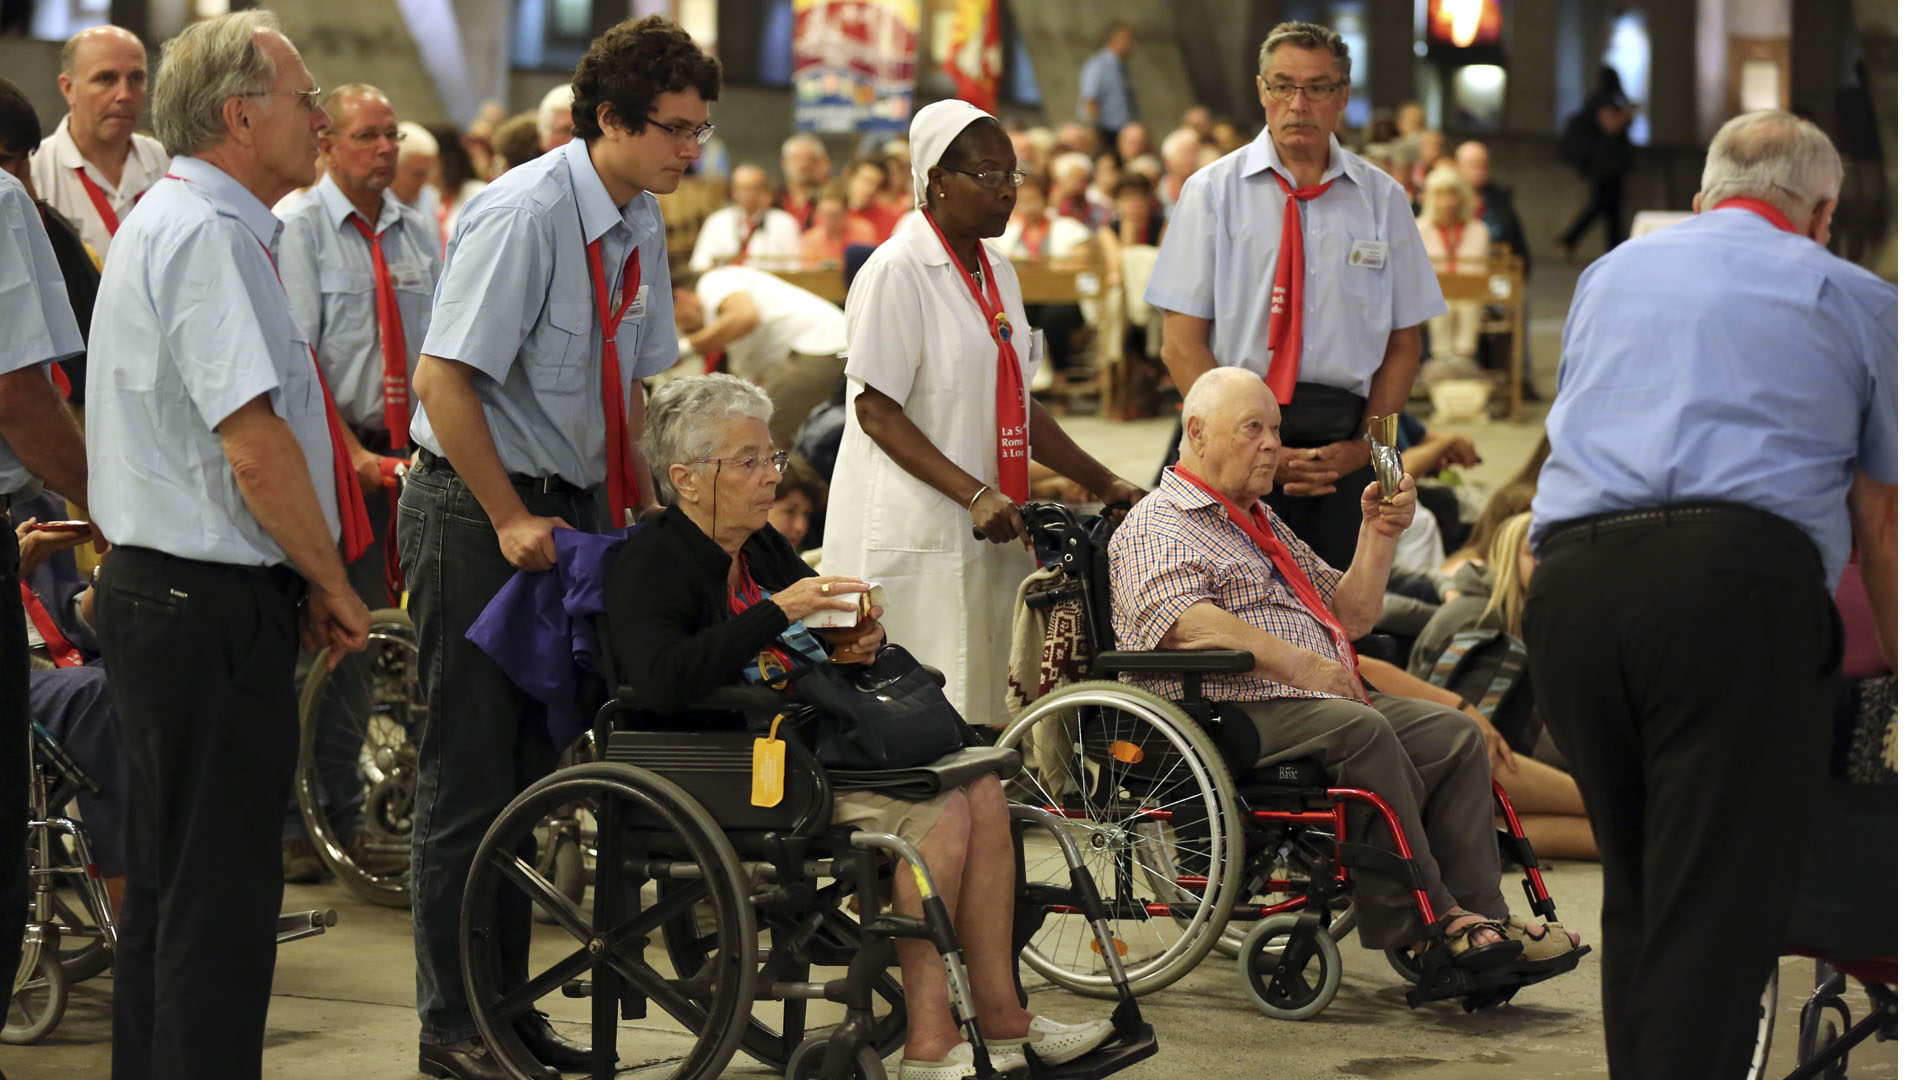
top-left (605, 504), bottom-right (817, 716)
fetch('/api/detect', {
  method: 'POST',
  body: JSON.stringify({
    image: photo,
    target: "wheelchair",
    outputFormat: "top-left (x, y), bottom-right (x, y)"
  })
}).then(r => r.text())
top-left (9, 720), bottom-right (337, 1043)
top-left (455, 641), bottom-right (1159, 1080)
top-left (993, 503), bottom-right (1587, 1020)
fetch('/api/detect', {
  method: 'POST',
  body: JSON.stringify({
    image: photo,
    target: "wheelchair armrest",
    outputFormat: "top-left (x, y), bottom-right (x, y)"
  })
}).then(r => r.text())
top-left (1088, 649), bottom-right (1255, 676)
top-left (612, 683), bottom-right (793, 719)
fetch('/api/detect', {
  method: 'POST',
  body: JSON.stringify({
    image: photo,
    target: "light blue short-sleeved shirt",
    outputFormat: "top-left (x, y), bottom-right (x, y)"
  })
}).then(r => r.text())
top-left (0, 171), bottom-right (82, 494)
top-left (1532, 207), bottom-right (1897, 590)
top-left (1078, 48), bottom-right (1135, 131)
top-left (1146, 131), bottom-right (1445, 399)
top-left (87, 156), bottom-right (341, 565)
top-left (412, 139), bottom-right (679, 487)
top-left (277, 173), bottom-right (441, 435)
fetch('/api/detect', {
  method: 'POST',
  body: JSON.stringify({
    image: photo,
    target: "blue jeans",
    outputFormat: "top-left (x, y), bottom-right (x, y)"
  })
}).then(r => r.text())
top-left (397, 458), bottom-right (599, 1044)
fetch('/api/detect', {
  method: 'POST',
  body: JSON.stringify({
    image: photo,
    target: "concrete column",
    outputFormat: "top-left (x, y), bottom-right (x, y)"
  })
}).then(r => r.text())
top-left (1644, 1), bottom-right (1697, 145)
top-left (1365, 0), bottom-right (1414, 114)
top-left (1788, 0), bottom-right (1841, 130)
top-left (1504, 0), bottom-right (1558, 137)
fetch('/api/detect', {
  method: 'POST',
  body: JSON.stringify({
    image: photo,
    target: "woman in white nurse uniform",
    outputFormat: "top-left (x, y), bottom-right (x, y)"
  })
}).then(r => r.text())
top-left (822, 100), bottom-right (1145, 727)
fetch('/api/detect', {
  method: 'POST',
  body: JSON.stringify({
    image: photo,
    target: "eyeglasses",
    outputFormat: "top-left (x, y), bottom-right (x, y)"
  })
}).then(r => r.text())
top-left (948, 168), bottom-right (1027, 190)
top-left (245, 87), bottom-right (324, 111)
top-left (643, 116), bottom-right (716, 145)
top-left (690, 450), bottom-right (789, 475)
top-left (335, 127), bottom-right (406, 146)
top-left (1260, 78), bottom-right (1348, 103)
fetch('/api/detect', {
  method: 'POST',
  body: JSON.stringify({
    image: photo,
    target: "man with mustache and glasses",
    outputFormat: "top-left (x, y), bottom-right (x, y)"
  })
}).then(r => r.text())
top-left (1147, 20), bottom-right (1443, 571)
top-left (31, 25), bottom-right (169, 264)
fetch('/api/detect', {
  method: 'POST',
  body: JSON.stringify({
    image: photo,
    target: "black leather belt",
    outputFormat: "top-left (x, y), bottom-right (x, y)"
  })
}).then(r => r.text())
top-left (1539, 501), bottom-right (1821, 568)
top-left (413, 449), bottom-right (591, 497)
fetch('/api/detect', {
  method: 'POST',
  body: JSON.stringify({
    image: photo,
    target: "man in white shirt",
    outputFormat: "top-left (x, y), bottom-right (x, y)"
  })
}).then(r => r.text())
top-left (671, 265), bottom-right (847, 448)
top-left (30, 24), bottom-right (169, 259)
top-left (688, 162), bottom-right (802, 270)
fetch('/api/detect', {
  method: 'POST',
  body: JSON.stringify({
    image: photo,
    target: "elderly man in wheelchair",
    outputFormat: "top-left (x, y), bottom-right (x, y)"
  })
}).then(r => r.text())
top-left (438, 372), bottom-right (1152, 1080)
top-left (1107, 367), bottom-right (1583, 982)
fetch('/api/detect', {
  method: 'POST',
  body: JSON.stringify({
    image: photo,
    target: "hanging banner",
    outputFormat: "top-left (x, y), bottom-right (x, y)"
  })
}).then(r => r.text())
top-left (942, 0), bottom-right (1001, 114)
top-left (793, 0), bottom-right (920, 134)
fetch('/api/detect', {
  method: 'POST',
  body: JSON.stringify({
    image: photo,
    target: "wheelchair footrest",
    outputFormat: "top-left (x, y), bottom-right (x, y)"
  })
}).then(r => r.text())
top-left (1403, 943), bottom-right (1593, 1013)
top-left (1029, 998), bottom-right (1158, 1080)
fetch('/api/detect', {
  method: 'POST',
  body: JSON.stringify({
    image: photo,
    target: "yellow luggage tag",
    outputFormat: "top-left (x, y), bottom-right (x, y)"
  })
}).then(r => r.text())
top-left (752, 715), bottom-right (787, 807)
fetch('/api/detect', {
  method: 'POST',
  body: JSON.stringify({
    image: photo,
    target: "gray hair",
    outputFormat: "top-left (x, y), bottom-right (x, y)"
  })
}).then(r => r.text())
top-left (782, 133), bottom-right (826, 158)
top-left (1699, 109), bottom-right (1843, 221)
top-left (1180, 367), bottom-right (1269, 456)
top-left (150, 10), bottom-right (282, 158)
top-left (320, 83), bottom-right (388, 130)
top-left (643, 374), bottom-right (774, 506)
top-left (1258, 21), bottom-right (1351, 80)
top-left (537, 83), bottom-right (573, 141)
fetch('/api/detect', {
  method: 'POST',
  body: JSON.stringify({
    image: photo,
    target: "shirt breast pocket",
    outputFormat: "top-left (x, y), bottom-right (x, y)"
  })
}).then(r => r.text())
top-left (280, 337), bottom-right (326, 419)
top-left (1339, 228), bottom-right (1392, 333)
top-left (615, 284), bottom-right (649, 374)
top-left (527, 299), bottom-right (592, 393)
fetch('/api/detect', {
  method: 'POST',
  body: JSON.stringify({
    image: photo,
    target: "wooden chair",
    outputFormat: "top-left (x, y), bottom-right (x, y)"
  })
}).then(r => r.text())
top-left (1432, 243), bottom-right (1527, 418)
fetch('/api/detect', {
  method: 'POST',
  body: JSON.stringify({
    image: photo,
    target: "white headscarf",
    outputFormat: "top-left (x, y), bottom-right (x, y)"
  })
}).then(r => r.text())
top-left (909, 99), bottom-right (996, 207)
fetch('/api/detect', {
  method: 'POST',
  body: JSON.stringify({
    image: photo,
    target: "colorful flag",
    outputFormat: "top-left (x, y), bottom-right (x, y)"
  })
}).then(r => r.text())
top-left (793, 0), bottom-right (920, 133)
top-left (942, 0), bottom-right (1001, 113)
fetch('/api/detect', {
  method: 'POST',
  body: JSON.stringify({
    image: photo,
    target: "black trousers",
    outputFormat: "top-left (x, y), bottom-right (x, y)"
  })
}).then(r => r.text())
top-left (1523, 506), bottom-right (1840, 1080)
top-left (98, 548), bottom-right (305, 1080)
top-left (0, 521), bottom-right (25, 1019)
top-left (1559, 174), bottom-right (1626, 252)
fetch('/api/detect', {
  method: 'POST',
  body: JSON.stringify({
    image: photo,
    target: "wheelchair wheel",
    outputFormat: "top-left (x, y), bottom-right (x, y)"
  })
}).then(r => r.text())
top-left (663, 902), bottom-right (907, 1067)
top-left (1235, 913), bottom-right (1342, 1021)
top-left (784, 1034), bottom-right (888, 1080)
top-left (48, 886), bottom-right (113, 983)
top-left (1746, 964), bottom-right (1780, 1080)
top-left (1214, 833), bottom-right (1356, 958)
top-left (998, 680), bottom-right (1243, 998)
top-left (3, 943), bottom-right (67, 1044)
top-left (462, 762), bottom-right (757, 1080)
top-left (296, 609), bottom-right (421, 908)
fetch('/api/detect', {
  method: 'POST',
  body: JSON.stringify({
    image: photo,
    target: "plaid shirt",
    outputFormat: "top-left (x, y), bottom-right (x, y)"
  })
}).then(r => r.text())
top-left (1108, 468), bottom-right (1347, 701)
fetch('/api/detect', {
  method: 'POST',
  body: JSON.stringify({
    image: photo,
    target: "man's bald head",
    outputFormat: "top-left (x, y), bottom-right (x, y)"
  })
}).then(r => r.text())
top-left (58, 25), bottom-right (149, 151)
top-left (1455, 140), bottom-right (1489, 188)
top-left (1182, 367), bottom-right (1272, 454)
top-left (1181, 367), bottom-right (1284, 504)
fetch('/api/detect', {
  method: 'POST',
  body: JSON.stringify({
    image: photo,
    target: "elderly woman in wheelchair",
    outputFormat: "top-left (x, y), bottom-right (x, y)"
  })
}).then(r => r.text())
top-left (602, 374), bottom-right (1116, 1080)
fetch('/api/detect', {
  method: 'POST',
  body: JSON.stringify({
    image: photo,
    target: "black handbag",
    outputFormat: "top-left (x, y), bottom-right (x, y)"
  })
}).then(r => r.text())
top-left (788, 644), bottom-right (966, 770)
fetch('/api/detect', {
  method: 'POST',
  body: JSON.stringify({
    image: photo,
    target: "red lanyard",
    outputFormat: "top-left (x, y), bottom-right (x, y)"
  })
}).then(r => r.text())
top-left (1715, 196), bottom-right (1797, 234)
top-left (345, 215), bottom-right (413, 447)
top-left (168, 169), bottom-right (376, 563)
top-left (921, 208), bottom-right (1029, 502)
top-left (1265, 169), bottom-right (1335, 405)
top-left (586, 236), bottom-right (642, 521)
top-left (1170, 463), bottom-right (1365, 699)
top-left (1436, 222), bottom-right (1464, 273)
top-left (732, 214), bottom-right (761, 266)
top-left (74, 166), bottom-right (133, 237)
top-left (20, 584), bottom-right (84, 668)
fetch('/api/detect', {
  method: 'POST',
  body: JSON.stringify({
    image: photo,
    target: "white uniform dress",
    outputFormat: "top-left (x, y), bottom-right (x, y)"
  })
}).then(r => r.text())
top-left (822, 211), bottom-right (1036, 727)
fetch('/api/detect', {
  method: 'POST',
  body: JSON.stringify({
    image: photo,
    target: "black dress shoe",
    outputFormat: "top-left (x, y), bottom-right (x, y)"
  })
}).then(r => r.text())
top-left (418, 1038), bottom-right (559, 1080)
top-left (513, 1011), bottom-right (599, 1071)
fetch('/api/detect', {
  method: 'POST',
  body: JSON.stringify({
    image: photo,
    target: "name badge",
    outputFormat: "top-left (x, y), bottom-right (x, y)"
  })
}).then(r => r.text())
top-left (389, 263), bottom-right (431, 291)
top-left (1348, 240), bottom-right (1388, 269)
top-left (620, 284), bottom-right (650, 324)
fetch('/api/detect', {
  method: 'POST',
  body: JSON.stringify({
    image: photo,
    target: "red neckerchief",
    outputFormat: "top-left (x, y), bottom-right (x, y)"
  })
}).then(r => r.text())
top-left (1436, 221), bottom-right (1465, 273)
top-left (585, 236), bottom-right (642, 522)
top-left (1170, 463), bottom-right (1366, 700)
top-left (74, 166), bottom-right (138, 236)
top-left (1266, 168), bottom-right (1336, 405)
top-left (922, 208), bottom-right (1029, 502)
top-left (727, 552), bottom-right (798, 670)
top-left (21, 584), bottom-right (84, 667)
top-left (782, 190), bottom-right (814, 229)
top-left (1715, 196), bottom-right (1798, 234)
top-left (731, 212), bottom-right (761, 266)
top-left (345, 214), bottom-right (413, 449)
top-left (170, 169), bottom-right (375, 562)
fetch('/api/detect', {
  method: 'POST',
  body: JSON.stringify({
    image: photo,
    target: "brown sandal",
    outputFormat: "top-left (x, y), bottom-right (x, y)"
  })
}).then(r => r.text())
top-left (1441, 917), bottom-right (1524, 971)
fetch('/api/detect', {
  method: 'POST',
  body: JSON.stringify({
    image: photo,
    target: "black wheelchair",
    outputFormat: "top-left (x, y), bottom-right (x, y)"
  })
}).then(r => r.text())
top-left (456, 632), bottom-right (1159, 1080)
top-left (993, 503), bottom-right (1587, 1020)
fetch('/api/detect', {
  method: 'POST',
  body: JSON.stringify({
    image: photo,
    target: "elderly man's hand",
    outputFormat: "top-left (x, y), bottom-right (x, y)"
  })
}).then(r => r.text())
top-left (1361, 474), bottom-right (1417, 537)
top-left (1281, 438), bottom-right (1368, 496)
top-left (1288, 652), bottom-right (1367, 700)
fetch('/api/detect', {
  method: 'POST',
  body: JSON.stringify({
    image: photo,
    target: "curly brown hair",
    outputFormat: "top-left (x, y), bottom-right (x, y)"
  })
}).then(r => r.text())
top-left (570, 16), bottom-right (722, 142)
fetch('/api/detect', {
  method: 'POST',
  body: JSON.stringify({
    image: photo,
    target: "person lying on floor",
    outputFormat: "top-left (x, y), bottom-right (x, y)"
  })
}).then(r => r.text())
top-left (1108, 366), bottom-right (1583, 972)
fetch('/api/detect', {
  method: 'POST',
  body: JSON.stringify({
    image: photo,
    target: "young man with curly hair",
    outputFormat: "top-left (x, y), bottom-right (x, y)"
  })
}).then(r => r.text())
top-left (400, 17), bottom-right (720, 1079)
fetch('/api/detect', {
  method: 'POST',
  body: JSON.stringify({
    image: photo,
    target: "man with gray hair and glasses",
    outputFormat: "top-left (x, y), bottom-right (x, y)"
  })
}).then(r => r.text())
top-left (85, 11), bottom-right (371, 1077)
top-left (1527, 109), bottom-right (1896, 1080)
top-left (1147, 20), bottom-right (1443, 571)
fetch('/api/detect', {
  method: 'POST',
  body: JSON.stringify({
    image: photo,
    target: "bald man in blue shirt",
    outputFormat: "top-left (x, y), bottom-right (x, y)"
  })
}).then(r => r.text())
top-left (1525, 110), bottom-right (1896, 1080)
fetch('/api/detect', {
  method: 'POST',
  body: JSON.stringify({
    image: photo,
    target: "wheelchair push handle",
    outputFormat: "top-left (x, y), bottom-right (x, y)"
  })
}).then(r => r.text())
top-left (971, 499), bottom-right (1132, 542)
